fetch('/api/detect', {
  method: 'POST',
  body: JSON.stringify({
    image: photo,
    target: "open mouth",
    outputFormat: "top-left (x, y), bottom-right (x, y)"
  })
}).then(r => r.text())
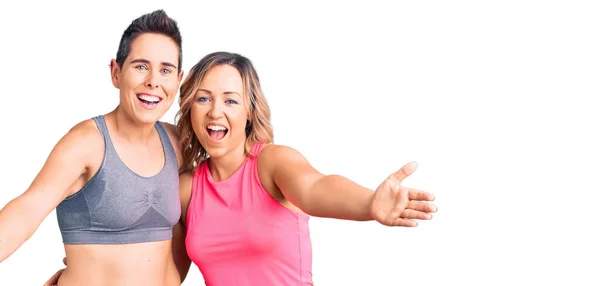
top-left (137, 94), bottom-right (162, 108)
top-left (207, 124), bottom-right (228, 141)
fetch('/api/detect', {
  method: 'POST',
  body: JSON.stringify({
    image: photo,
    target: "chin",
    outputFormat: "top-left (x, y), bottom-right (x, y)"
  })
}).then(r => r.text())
top-left (203, 148), bottom-right (223, 159)
top-left (136, 111), bottom-right (164, 124)
top-left (202, 145), bottom-right (228, 159)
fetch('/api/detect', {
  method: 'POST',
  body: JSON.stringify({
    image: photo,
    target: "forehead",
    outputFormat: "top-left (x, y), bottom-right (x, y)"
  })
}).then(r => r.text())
top-left (199, 65), bottom-right (243, 92)
top-left (127, 33), bottom-right (179, 64)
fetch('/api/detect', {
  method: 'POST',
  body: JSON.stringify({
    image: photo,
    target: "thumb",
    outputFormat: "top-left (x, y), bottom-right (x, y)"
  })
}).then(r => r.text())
top-left (43, 269), bottom-right (64, 286)
top-left (388, 161), bottom-right (418, 183)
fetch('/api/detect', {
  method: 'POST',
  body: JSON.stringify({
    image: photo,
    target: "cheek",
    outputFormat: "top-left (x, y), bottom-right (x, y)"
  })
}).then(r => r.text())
top-left (190, 105), bottom-right (205, 136)
top-left (227, 110), bottom-right (249, 136)
top-left (162, 78), bottom-right (180, 96)
top-left (121, 72), bottom-right (144, 88)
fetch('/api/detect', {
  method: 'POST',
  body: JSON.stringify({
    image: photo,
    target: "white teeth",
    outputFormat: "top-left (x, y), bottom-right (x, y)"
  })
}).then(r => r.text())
top-left (138, 94), bottom-right (160, 103)
top-left (207, 125), bottom-right (227, 131)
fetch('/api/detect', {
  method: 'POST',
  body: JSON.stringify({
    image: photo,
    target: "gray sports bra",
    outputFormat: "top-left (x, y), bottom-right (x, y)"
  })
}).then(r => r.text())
top-left (56, 115), bottom-right (181, 244)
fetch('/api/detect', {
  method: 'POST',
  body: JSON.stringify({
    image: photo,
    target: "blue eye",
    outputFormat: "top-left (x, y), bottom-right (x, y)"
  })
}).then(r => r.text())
top-left (197, 97), bottom-right (209, 102)
top-left (135, 65), bottom-right (148, 70)
top-left (226, 99), bottom-right (238, 104)
top-left (161, 68), bottom-right (172, 74)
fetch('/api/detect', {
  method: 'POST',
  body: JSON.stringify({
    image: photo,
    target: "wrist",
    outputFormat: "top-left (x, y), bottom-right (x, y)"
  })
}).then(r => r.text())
top-left (365, 191), bottom-right (376, 221)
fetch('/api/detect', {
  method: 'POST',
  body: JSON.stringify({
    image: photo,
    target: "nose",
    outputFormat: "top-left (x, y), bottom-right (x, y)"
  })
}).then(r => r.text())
top-left (208, 101), bottom-right (224, 119)
top-left (144, 71), bottom-right (160, 89)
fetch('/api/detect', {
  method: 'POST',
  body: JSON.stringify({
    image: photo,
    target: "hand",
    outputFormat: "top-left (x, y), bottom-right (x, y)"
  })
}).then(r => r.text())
top-left (370, 161), bottom-right (437, 227)
top-left (43, 257), bottom-right (67, 286)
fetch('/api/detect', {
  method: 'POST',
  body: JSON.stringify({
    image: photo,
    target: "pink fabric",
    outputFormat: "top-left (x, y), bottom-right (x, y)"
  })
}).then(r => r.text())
top-left (185, 142), bottom-right (313, 285)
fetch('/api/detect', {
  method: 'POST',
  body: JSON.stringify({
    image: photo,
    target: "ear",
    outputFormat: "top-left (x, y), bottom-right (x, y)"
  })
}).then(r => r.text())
top-left (110, 59), bottom-right (120, 88)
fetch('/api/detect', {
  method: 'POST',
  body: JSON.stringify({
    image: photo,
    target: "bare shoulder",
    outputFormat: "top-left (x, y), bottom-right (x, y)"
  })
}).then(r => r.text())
top-left (257, 144), bottom-right (320, 208)
top-left (69, 119), bottom-right (102, 136)
top-left (159, 121), bottom-right (184, 171)
top-left (258, 144), bottom-right (309, 178)
top-left (159, 121), bottom-right (180, 144)
top-left (59, 119), bottom-right (104, 155)
top-left (259, 144), bottom-right (306, 164)
top-left (24, 118), bottom-right (103, 199)
top-left (159, 121), bottom-right (179, 137)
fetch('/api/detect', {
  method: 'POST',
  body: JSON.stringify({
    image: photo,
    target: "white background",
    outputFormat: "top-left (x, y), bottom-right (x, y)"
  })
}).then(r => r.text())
top-left (0, 1), bottom-right (599, 285)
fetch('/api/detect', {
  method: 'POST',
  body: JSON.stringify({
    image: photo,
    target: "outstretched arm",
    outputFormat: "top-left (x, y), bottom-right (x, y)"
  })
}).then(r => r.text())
top-left (262, 145), bottom-right (436, 226)
top-left (0, 122), bottom-right (96, 263)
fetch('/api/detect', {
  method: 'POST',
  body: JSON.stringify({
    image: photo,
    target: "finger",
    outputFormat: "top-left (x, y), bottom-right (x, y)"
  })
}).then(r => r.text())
top-left (44, 270), bottom-right (63, 286)
top-left (407, 201), bottom-right (438, 213)
top-left (388, 161), bottom-right (418, 183)
top-left (43, 269), bottom-right (65, 286)
top-left (400, 209), bottom-right (432, 220)
top-left (407, 188), bottom-right (435, 201)
top-left (385, 186), bottom-right (410, 225)
top-left (391, 217), bottom-right (418, 227)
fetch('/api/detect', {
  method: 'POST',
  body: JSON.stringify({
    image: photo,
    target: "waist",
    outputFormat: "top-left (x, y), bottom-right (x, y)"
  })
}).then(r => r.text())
top-left (200, 262), bottom-right (313, 286)
top-left (58, 240), bottom-right (179, 286)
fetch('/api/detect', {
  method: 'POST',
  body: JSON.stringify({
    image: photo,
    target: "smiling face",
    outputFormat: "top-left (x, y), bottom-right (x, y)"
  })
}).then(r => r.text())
top-left (177, 52), bottom-right (275, 171)
top-left (190, 64), bottom-right (249, 159)
top-left (111, 33), bottom-right (183, 124)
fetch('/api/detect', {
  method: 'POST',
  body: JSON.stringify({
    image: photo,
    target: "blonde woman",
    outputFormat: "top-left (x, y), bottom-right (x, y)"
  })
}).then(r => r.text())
top-left (174, 52), bottom-right (438, 285)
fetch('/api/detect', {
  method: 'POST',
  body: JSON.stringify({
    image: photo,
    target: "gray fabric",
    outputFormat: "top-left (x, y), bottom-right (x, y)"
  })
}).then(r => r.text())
top-left (56, 115), bottom-right (180, 244)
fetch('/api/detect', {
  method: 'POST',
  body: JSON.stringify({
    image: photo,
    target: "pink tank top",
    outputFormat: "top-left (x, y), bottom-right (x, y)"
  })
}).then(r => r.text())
top-left (185, 142), bottom-right (313, 285)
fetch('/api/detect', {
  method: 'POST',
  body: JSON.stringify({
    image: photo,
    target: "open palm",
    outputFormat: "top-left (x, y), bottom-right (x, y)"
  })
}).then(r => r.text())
top-left (370, 161), bottom-right (437, 227)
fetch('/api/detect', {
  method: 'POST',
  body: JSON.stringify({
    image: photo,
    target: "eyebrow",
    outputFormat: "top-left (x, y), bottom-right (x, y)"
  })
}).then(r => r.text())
top-left (198, 89), bottom-right (242, 98)
top-left (130, 58), bottom-right (177, 69)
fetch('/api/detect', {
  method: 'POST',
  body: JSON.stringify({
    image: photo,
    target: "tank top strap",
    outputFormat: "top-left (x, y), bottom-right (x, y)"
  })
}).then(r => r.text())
top-left (91, 115), bottom-right (116, 153)
top-left (154, 122), bottom-right (178, 170)
top-left (250, 141), bottom-right (267, 158)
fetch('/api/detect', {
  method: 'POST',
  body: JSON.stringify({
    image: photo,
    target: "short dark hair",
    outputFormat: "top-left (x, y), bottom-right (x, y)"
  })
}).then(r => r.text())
top-left (116, 9), bottom-right (182, 72)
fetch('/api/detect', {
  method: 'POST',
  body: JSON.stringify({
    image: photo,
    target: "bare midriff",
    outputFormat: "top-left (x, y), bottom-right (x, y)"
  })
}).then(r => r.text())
top-left (57, 239), bottom-right (179, 286)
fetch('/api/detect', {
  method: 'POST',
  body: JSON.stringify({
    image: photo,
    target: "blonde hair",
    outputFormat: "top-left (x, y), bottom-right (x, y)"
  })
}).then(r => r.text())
top-left (176, 52), bottom-right (274, 171)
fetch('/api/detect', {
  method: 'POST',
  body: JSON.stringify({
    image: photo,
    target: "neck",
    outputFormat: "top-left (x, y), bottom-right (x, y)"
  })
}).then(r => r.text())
top-left (106, 106), bottom-right (157, 144)
top-left (207, 141), bottom-right (250, 182)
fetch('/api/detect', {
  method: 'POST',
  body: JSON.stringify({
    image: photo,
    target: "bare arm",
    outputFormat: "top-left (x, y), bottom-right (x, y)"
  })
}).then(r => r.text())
top-left (262, 145), bottom-right (374, 221)
top-left (0, 122), bottom-right (96, 263)
top-left (262, 145), bottom-right (437, 225)
top-left (172, 171), bottom-right (193, 282)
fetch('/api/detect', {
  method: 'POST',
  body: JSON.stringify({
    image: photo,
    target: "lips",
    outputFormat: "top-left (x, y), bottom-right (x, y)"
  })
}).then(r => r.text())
top-left (138, 94), bottom-right (161, 103)
top-left (206, 124), bottom-right (228, 141)
top-left (137, 93), bottom-right (162, 109)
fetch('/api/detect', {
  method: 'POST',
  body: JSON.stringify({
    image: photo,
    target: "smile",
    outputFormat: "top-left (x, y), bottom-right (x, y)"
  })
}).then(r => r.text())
top-left (207, 124), bottom-right (228, 141)
top-left (137, 93), bottom-right (162, 109)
